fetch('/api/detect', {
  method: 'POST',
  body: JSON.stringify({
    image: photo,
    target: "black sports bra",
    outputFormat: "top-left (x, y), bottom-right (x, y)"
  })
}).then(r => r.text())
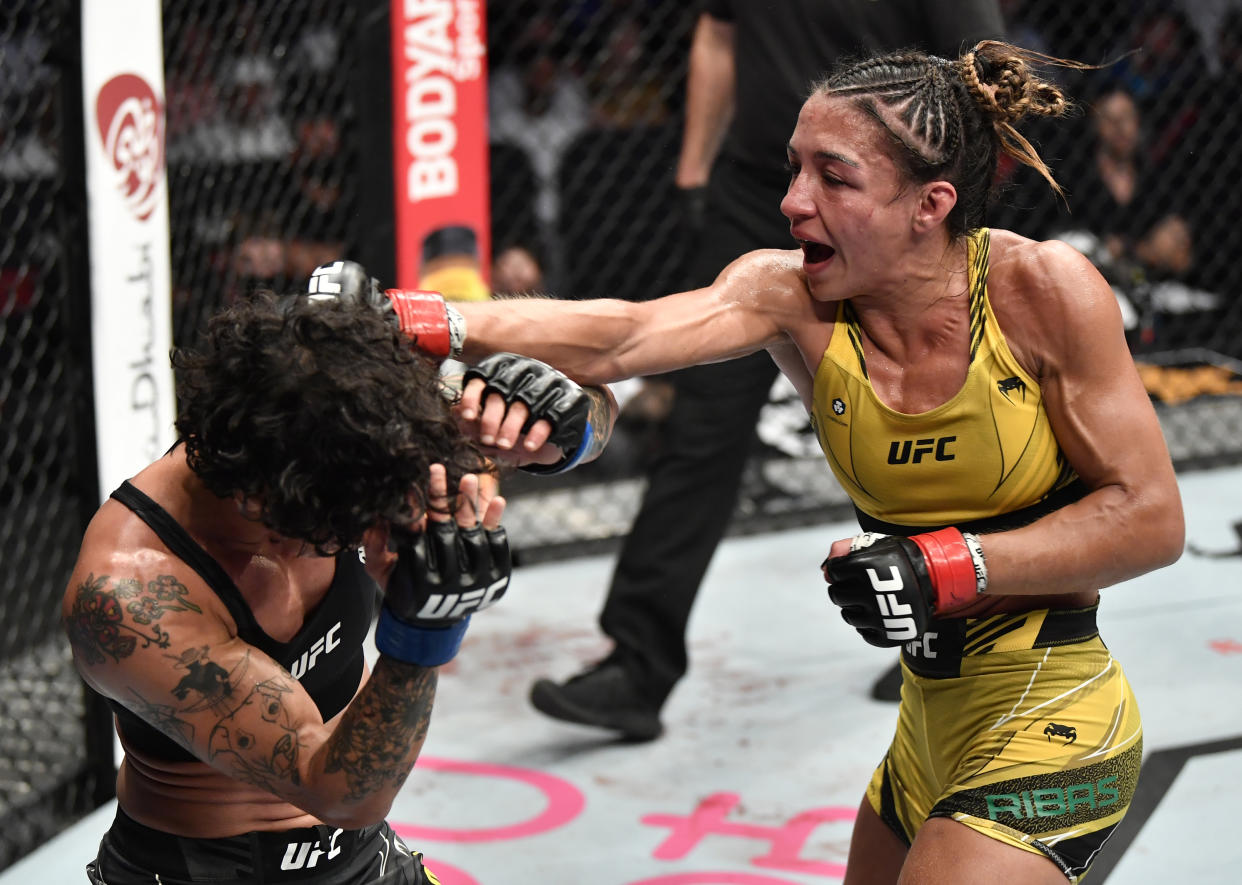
top-left (106, 481), bottom-right (377, 762)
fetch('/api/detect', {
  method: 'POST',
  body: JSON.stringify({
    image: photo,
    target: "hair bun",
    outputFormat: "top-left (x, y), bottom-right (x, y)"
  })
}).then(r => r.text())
top-left (958, 41), bottom-right (1068, 124)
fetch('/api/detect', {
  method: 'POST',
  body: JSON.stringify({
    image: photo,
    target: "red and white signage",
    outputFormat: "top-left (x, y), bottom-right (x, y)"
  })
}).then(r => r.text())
top-left (390, 0), bottom-right (491, 289)
top-left (81, 1), bottom-right (176, 501)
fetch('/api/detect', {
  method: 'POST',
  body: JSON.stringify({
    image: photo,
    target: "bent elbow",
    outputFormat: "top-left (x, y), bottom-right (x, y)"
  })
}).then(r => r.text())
top-left (1143, 489), bottom-right (1186, 571)
top-left (1148, 534), bottom-right (1184, 573)
top-left (1158, 516), bottom-right (1186, 570)
top-left (293, 777), bottom-right (396, 830)
top-left (313, 801), bottom-right (393, 832)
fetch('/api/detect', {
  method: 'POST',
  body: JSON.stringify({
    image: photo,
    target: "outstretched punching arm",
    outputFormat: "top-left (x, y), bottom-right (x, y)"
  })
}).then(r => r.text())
top-left (308, 262), bottom-right (617, 474)
top-left (310, 252), bottom-right (810, 390)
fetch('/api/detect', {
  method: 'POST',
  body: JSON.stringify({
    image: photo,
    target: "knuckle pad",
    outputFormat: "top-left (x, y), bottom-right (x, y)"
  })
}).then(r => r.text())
top-left (487, 528), bottom-right (511, 572)
top-left (544, 394), bottom-right (589, 448)
top-left (457, 526), bottom-right (487, 574)
top-left (431, 522), bottom-right (461, 572)
top-left (402, 533), bottom-right (432, 579)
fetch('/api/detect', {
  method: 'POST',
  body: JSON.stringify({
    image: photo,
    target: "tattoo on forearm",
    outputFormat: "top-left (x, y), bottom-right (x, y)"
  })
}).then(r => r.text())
top-left (323, 658), bottom-right (436, 801)
top-left (64, 573), bottom-right (202, 665)
top-left (580, 386), bottom-right (615, 462)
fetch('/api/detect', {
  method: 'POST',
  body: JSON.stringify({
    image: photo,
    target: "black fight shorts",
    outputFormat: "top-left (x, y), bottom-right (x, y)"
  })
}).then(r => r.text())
top-left (85, 807), bottom-right (440, 884)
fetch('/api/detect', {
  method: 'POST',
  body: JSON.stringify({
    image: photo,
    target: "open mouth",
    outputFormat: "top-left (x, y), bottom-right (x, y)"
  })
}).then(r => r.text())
top-left (798, 239), bottom-right (836, 267)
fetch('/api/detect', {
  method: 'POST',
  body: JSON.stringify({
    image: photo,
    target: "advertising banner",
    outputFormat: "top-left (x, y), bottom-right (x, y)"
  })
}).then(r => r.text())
top-left (391, 0), bottom-right (491, 300)
top-left (81, 0), bottom-right (177, 501)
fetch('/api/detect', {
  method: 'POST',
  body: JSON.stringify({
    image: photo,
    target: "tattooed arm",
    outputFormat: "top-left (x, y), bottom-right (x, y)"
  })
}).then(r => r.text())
top-left (62, 512), bottom-right (440, 830)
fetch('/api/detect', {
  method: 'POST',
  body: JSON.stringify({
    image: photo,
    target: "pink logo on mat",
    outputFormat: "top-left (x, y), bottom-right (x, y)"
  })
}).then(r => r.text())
top-left (95, 73), bottom-right (165, 221)
top-left (643, 792), bottom-right (853, 877)
top-left (393, 756), bottom-right (586, 842)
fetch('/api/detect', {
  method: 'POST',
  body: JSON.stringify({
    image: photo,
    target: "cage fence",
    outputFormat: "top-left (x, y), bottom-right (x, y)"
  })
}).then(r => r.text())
top-left (2, 0), bottom-right (1242, 871)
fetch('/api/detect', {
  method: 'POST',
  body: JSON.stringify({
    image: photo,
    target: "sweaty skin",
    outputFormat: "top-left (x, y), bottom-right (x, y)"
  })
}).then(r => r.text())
top-left (456, 94), bottom-right (1183, 611)
top-left (63, 453), bottom-right (505, 838)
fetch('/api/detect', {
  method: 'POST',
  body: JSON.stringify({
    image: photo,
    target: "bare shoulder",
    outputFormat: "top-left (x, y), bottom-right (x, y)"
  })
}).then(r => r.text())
top-left (714, 248), bottom-right (818, 317)
top-left (985, 229), bottom-right (1123, 375)
top-left (716, 247), bottom-right (805, 290)
top-left (62, 500), bottom-right (233, 694)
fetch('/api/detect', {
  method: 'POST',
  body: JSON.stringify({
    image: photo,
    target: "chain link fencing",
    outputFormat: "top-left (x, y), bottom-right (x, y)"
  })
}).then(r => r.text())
top-left (2, 0), bottom-right (1241, 871)
top-left (0, 0), bottom-right (112, 871)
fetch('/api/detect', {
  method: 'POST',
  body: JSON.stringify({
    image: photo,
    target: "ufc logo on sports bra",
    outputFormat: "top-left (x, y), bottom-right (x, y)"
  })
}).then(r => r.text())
top-left (887, 436), bottom-right (956, 464)
top-left (866, 568), bottom-right (918, 642)
top-left (289, 623), bottom-right (341, 680)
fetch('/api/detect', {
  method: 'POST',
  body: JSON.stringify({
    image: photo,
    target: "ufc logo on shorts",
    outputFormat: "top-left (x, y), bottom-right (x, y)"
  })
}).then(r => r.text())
top-left (417, 578), bottom-right (509, 620)
top-left (866, 567), bottom-right (918, 641)
top-left (281, 828), bottom-right (343, 870)
top-left (308, 261), bottom-right (344, 295)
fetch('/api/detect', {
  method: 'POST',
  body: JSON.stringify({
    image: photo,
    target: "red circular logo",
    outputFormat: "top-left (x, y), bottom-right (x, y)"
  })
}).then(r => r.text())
top-left (95, 73), bottom-right (165, 221)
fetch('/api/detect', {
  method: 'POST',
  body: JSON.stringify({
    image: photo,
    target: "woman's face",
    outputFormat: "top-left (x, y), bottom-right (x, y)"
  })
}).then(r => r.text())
top-left (780, 93), bottom-right (928, 301)
top-left (1094, 91), bottom-right (1140, 157)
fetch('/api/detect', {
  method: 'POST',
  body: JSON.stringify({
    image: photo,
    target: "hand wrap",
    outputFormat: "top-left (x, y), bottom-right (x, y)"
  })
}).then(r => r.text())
top-left (464, 353), bottom-right (598, 475)
top-left (376, 520), bottom-right (511, 666)
top-left (823, 527), bottom-right (987, 648)
top-left (307, 260), bottom-right (464, 359)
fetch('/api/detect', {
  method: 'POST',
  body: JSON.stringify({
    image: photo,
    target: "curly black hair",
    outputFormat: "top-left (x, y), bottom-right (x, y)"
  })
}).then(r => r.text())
top-left (173, 292), bottom-right (488, 552)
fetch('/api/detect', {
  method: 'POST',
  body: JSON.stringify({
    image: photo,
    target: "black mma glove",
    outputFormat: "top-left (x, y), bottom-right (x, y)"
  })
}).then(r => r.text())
top-left (374, 521), bottom-right (511, 666)
top-left (307, 260), bottom-right (464, 360)
top-left (464, 353), bottom-right (598, 475)
top-left (823, 528), bottom-right (987, 648)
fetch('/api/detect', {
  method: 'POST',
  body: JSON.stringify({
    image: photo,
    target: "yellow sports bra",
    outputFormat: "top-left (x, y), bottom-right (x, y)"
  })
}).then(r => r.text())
top-left (810, 229), bottom-right (1080, 532)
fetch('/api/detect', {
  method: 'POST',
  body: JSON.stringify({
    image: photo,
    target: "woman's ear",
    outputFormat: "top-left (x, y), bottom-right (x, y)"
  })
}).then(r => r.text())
top-left (913, 180), bottom-right (958, 233)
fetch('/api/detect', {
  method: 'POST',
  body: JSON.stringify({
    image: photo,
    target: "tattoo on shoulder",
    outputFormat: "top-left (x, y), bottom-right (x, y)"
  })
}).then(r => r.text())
top-left (64, 573), bottom-right (203, 665)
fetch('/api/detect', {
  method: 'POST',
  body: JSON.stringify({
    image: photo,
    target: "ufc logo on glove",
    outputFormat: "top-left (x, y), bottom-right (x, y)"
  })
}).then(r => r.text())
top-left (416, 577), bottom-right (509, 621)
top-left (866, 567), bottom-right (919, 642)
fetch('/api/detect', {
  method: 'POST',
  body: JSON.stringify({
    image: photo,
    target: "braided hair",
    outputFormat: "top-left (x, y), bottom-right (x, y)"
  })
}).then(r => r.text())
top-left (816, 41), bottom-right (1087, 237)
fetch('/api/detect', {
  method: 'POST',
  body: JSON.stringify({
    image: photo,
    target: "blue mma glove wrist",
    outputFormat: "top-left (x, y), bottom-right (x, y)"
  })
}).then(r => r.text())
top-left (374, 610), bottom-right (470, 668)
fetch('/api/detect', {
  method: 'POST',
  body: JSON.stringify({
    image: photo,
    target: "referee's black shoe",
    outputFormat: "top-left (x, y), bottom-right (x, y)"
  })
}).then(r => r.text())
top-left (529, 660), bottom-right (664, 742)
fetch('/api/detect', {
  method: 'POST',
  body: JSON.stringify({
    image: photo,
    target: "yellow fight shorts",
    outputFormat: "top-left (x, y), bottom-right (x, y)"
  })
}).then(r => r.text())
top-left (866, 604), bottom-right (1142, 883)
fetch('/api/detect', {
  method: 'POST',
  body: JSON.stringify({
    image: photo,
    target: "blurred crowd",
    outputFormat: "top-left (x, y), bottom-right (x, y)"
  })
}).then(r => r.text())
top-left (4, 1), bottom-right (1242, 384)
